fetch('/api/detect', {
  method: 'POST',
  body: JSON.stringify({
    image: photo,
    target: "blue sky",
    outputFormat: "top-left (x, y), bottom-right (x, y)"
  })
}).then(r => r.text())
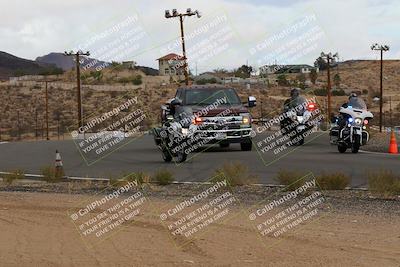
top-left (0, 0), bottom-right (399, 72)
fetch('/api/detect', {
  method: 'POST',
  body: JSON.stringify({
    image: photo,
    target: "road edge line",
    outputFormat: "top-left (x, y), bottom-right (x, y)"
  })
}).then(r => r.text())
top-left (359, 149), bottom-right (399, 156)
top-left (0, 171), bottom-right (368, 190)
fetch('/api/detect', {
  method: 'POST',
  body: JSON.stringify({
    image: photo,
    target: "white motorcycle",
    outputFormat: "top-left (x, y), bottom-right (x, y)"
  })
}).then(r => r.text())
top-left (330, 97), bottom-right (373, 153)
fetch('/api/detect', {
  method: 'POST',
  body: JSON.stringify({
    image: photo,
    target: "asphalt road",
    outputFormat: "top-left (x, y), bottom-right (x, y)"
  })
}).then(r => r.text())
top-left (0, 132), bottom-right (398, 187)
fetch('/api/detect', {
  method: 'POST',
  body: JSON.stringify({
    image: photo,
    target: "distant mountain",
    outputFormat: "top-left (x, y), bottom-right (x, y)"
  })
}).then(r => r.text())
top-left (0, 51), bottom-right (168, 80)
top-left (0, 51), bottom-right (62, 80)
top-left (36, 52), bottom-right (109, 71)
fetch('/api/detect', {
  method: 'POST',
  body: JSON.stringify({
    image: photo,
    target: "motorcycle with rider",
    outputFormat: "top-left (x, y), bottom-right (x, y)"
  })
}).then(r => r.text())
top-left (280, 88), bottom-right (318, 146)
top-left (153, 100), bottom-right (197, 163)
top-left (330, 93), bottom-right (373, 153)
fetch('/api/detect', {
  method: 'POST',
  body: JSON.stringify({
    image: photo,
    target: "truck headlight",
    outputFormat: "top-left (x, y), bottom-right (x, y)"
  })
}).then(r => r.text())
top-left (241, 115), bottom-right (251, 125)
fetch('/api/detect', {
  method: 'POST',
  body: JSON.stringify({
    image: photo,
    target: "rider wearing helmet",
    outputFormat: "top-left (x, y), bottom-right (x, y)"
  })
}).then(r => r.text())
top-left (342, 93), bottom-right (358, 108)
top-left (337, 92), bottom-right (358, 129)
top-left (281, 88), bottom-right (302, 132)
top-left (284, 88), bottom-right (301, 109)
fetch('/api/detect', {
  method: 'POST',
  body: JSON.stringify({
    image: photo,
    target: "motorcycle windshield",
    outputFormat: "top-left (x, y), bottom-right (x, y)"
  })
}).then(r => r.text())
top-left (348, 98), bottom-right (367, 110)
top-left (175, 106), bottom-right (194, 127)
top-left (287, 96), bottom-right (307, 115)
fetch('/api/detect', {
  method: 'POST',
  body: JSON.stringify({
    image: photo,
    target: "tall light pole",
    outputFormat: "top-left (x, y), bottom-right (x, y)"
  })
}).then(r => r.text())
top-left (371, 43), bottom-right (390, 132)
top-left (64, 50), bottom-right (90, 129)
top-left (165, 8), bottom-right (201, 85)
top-left (320, 52), bottom-right (339, 124)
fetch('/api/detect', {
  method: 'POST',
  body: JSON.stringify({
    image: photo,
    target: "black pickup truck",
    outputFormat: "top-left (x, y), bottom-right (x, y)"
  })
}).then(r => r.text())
top-left (156, 85), bottom-right (256, 151)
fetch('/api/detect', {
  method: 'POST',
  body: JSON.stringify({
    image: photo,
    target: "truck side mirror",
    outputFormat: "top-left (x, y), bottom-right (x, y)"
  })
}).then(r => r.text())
top-left (248, 96), bottom-right (257, 108)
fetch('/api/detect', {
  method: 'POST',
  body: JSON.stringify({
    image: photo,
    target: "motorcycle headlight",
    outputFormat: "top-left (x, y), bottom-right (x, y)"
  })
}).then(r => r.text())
top-left (354, 118), bottom-right (362, 125)
top-left (297, 116), bottom-right (304, 123)
top-left (181, 128), bottom-right (189, 136)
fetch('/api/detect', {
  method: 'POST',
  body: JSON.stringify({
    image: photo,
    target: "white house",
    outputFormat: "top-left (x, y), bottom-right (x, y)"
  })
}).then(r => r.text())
top-left (260, 64), bottom-right (319, 75)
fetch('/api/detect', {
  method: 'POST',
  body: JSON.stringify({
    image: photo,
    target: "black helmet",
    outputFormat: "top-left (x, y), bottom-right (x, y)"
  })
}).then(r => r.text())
top-left (290, 88), bottom-right (300, 98)
top-left (349, 92), bottom-right (357, 99)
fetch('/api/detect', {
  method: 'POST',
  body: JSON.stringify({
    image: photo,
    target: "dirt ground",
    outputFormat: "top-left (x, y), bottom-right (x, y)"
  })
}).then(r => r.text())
top-left (0, 191), bottom-right (399, 267)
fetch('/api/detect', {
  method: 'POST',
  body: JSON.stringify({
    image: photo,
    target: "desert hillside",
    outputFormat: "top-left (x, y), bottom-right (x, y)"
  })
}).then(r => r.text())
top-left (0, 60), bottom-right (399, 141)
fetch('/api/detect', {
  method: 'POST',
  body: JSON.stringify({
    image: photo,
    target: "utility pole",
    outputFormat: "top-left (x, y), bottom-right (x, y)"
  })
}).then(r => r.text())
top-left (45, 81), bottom-right (49, 140)
top-left (165, 8), bottom-right (201, 86)
top-left (17, 110), bottom-right (21, 140)
top-left (389, 96), bottom-right (392, 127)
top-left (35, 109), bottom-right (38, 140)
top-left (320, 52), bottom-right (339, 124)
top-left (64, 50), bottom-right (90, 129)
top-left (34, 79), bottom-right (60, 140)
top-left (0, 110), bottom-right (2, 142)
top-left (371, 43), bottom-right (390, 132)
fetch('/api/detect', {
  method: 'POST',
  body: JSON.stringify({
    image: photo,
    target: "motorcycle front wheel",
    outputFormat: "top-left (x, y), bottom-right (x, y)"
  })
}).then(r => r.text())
top-left (351, 136), bottom-right (361, 153)
top-left (161, 149), bottom-right (173, 162)
top-left (296, 136), bottom-right (305, 146)
top-left (175, 151), bottom-right (187, 163)
top-left (338, 144), bottom-right (347, 153)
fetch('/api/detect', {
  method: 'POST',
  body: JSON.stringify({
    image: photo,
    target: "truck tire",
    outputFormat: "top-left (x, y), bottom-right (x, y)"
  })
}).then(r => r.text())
top-left (240, 141), bottom-right (252, 151)
top-left (219, 143), bottom-right (230, 148)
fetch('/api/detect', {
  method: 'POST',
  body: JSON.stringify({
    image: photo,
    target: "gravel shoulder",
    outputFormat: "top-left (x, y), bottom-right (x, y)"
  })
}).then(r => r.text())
top-left (363, 131), bottom-right (399, 153)
top-left (0, 181), bottom-right (399, 266)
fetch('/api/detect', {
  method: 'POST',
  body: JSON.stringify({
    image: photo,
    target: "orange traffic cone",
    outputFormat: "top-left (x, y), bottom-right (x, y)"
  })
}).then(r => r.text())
top-left (55, 150), bottom-right (65, 178)
top-left (389, 131), bottom-right (398, 154)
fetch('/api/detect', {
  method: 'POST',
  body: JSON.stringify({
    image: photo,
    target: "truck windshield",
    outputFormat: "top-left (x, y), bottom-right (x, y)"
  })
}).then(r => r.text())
top-left (184, 88), bottom-right (241, 106)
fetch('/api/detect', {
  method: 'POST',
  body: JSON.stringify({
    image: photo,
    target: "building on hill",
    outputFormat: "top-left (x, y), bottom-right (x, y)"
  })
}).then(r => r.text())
top-left (222, 77), bottom-right (242, 84)
top-left (157, 53), bottom-right (185, 79)
top-left (260, 64), bottom-right (319, 75)
top-left (194, 73), bottom-right (222, 84)
top-left (122, 61), bottom-right (136, 69)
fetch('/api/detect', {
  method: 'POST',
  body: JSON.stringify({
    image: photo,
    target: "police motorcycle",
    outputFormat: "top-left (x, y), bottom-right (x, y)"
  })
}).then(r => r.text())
top-left (280, 88), bottom-right (317, 146)
top-left (329, 95), bottom-right (373, 153)
top-left (153, 99), bottom-right (196, 163)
